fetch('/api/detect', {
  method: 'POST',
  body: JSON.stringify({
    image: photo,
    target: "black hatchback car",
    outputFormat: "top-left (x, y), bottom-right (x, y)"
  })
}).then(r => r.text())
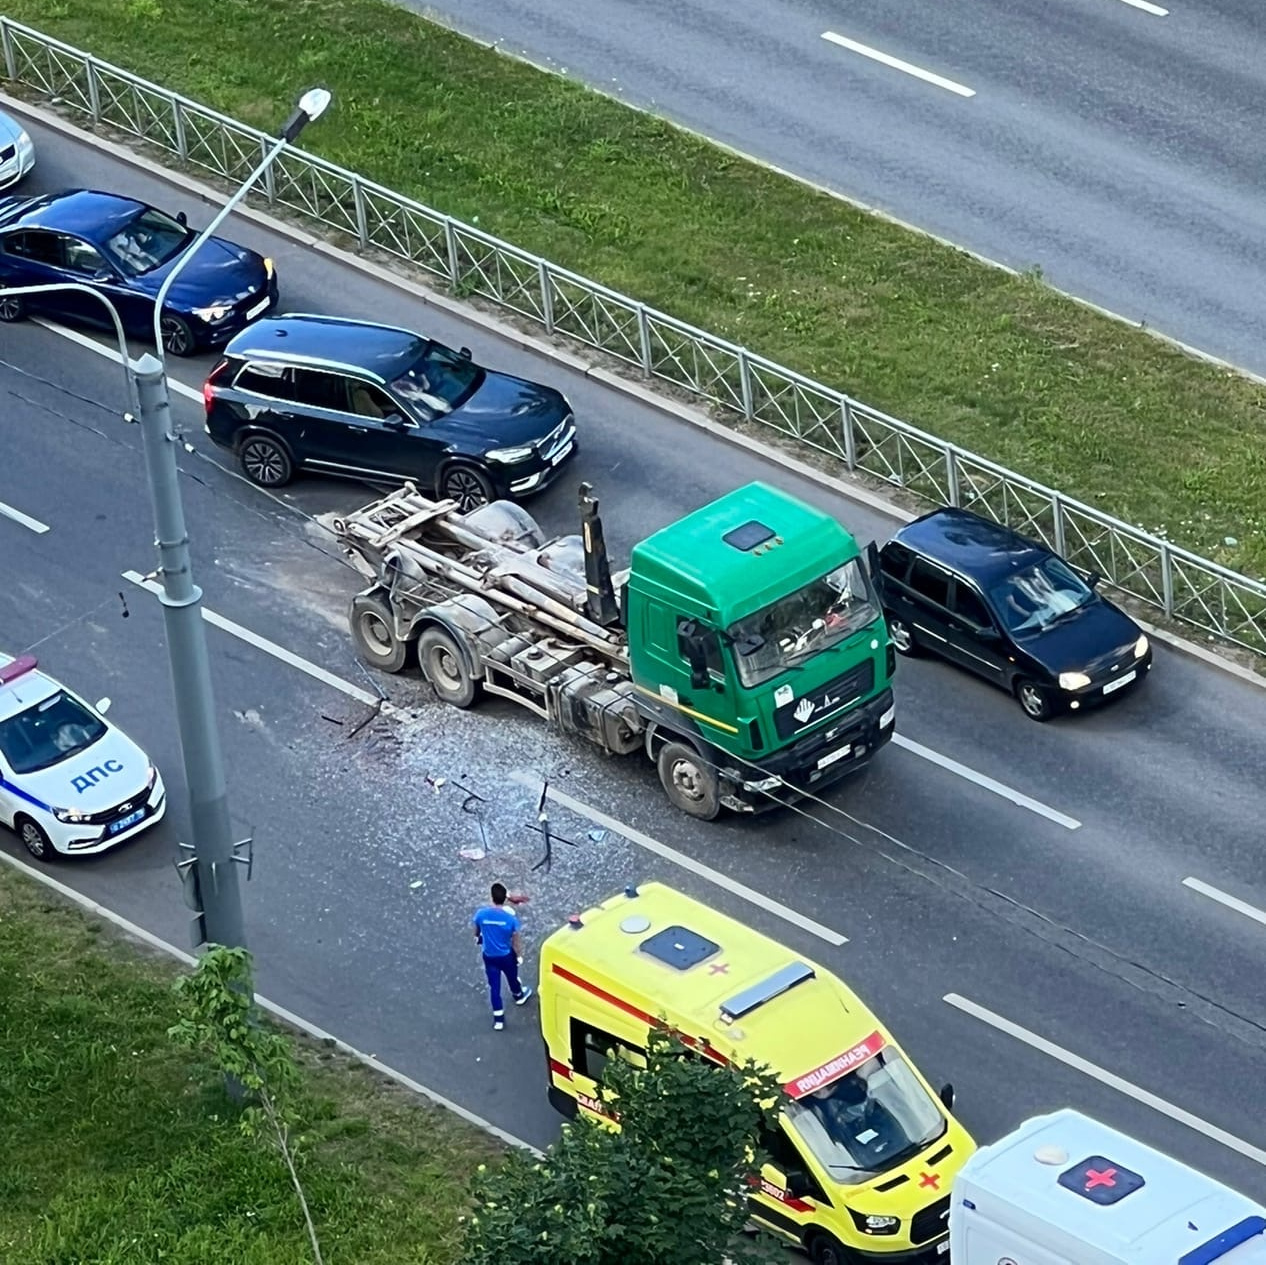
top-left (878, 508), bottom-right (1152, 721)
top-left (203, 313), bottom-right (577, 511)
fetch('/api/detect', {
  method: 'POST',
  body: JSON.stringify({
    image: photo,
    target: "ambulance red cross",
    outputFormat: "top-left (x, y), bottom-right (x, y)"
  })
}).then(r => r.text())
top-left (0, 652), bottom-right (167, 860)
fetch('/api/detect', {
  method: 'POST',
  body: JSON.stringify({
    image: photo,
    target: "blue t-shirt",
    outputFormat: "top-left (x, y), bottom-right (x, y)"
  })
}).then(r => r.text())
top-left (472, 904), bottom-right (519, 958)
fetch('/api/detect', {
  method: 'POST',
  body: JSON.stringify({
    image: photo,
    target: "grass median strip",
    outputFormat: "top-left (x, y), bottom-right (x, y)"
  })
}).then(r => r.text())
top-left (10, 0), bottom-right (1266, 579)
top-left (0, 865), bottom-right (504, 1264)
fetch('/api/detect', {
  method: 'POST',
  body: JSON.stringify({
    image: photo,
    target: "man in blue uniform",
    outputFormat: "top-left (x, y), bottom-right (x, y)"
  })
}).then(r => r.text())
top-left (472, 882), bottom-right (533, 1030)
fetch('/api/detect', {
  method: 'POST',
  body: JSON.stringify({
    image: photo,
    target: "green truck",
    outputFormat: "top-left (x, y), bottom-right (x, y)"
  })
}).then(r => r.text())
top-left (333, 480), bottom-right (896, 819)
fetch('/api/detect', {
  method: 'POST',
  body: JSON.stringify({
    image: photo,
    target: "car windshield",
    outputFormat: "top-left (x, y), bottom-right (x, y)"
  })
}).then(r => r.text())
top-left (784, 1050), bottom-right (946, 1185)
top-left (390, 342), bottom-right (485, 419)
top-left (104, 206), bottom-right (191, 277)
top-left (726, 558), bottom-right (879, 687)
top-left (989, 557), bottom-right (1094, 636)
top-left (0, 690), bottom-right (107, 774)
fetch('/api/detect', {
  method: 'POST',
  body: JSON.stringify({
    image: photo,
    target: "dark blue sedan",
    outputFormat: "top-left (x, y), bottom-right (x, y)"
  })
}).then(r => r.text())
top-left (0, 189), bottom-right (278, 356)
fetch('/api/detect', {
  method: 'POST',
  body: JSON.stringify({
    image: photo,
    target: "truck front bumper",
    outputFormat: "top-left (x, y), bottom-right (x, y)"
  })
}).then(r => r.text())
top-left (720, 687), bottom-right (895, 814)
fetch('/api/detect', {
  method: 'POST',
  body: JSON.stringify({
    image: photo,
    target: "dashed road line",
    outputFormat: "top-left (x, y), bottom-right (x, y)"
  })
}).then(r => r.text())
top-left (121, 569), bottom-right (382, 708)
top-left (0, 498), bottom-right (50, 534)
top-left (1118, 0), bottom-right (1168, 16)
top-left (944, 992), bottom-right (1266, 1167)
top-left (893, 734), bottom-right (1082, 830)
top-left (1183, 876), bottom-right (1266, 930)
top-left (821, 32), bottom-right (976, 98)
top-left (510, 772), bottom-right (849, 946)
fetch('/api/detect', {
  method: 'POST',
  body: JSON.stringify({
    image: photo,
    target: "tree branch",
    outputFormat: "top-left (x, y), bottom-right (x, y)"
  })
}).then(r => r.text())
top-left (261, 1087), bottom-right (324, 1265)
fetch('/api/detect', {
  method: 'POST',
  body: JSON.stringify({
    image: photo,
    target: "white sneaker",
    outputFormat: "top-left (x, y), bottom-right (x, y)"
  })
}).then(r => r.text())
top-left (493, 1012), bottom-right (505, 1031)
top-left (515, 986), bottom-right (533, 1006)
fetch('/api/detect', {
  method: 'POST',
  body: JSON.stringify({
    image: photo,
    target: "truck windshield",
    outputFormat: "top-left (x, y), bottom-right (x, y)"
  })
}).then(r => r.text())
top-left (784, 1051), bottom-right (945, 1185)
top-left (0, 692), bottom-right (108, 774)
top-left (726, 558), bottom-right (879, 688)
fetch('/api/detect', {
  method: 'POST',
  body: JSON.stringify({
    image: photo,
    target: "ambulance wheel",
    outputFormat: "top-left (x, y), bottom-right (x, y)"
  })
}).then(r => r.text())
top-left (807, 1231), bottom-right (854, 1265)
top-left (16, 816), bottom-right (56, 863)
top-left (656, 741), bottom-right (720, 821)
top-left (418, 627), bottom-right (482, 709)
top-left (350, 592), bottom-right (411, 673)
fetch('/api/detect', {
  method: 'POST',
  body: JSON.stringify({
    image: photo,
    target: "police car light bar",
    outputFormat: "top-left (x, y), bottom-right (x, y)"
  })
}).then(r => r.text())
top-left (0, 655), bottom-right (37, 685)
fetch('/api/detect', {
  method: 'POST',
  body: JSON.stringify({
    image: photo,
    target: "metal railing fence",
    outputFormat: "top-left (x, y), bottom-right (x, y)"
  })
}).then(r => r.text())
top-left (3, 17), bottom-right (1263, 659)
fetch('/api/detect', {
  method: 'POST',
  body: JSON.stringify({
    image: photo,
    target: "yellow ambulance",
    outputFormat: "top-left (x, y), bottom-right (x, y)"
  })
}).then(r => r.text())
top-left (539, 882), bottom-right (975, 1263)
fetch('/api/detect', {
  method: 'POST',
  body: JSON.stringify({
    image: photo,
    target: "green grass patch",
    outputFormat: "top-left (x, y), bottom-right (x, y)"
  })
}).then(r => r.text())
top-left (0, 864), bottom-right (504, 1264)
top-left (7, 0), bottom-right (1266, 578)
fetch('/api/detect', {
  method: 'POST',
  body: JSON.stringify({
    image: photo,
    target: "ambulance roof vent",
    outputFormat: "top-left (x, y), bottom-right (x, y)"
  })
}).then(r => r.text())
top-left (720, 961), bottom-right (815, 1020)
top-left (620, 915), bottom-right (652, 935)
top-left (639, 924), bottom-right (720, 971)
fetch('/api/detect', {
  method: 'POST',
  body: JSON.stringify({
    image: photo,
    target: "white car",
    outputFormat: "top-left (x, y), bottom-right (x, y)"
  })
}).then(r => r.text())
top-left (0, 652), bottom-right (166, 860)
top-left (0, 110), bottom-right (35, 191)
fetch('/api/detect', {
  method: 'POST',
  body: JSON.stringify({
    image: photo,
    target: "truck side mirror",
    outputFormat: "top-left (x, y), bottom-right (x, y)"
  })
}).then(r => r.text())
top-left (677, 618), bottom-right (711, 691)
top-left (785, 1170), bottom-right (813, 1199)
top-left (866, 540), bottom-right (882, 587)
top-left (939, 1082), bottom-right (955, 1111)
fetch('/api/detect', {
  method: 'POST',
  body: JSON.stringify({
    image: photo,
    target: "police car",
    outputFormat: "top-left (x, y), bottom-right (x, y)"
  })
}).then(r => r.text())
top-left (0, 652), bottom-right (166, 861)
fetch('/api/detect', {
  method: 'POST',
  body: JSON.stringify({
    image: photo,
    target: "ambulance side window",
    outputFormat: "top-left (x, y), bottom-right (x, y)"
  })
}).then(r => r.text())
top-left (570, 1018), bottom-right (645, 1082)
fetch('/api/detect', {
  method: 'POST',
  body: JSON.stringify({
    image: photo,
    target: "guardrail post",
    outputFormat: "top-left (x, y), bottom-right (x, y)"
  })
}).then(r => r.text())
top-left (841, 398), bottom-right (857, 471)
top-left (85, 56), bottom-right (101, 123)
top-left (444, 218), bottom-right (460, 286)
top-left (1051, 492), bottom-right (1067, 557)
top-left (1161, 543), bottom-right (1175, 617)
top-left (539, 259), bottom-right (555, 335)
top-left (172, 98), bottom-right (188, 162)
top-left (738, 349), bottom-right (754, 421)
top-left (637, 304), bottom-right (653, 375)
top-left (352, 176), bottom-right (369, 250)
top-left (945, 445), bottom-right (961, 507)
top-left (2, 21), bottom-right (17, 82)
top-left (259, 136), bottom-right (276, 203)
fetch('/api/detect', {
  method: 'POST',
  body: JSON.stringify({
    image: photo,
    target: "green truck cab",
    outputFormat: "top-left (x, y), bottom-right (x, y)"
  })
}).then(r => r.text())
top-left (625, 483), bottom-right (896, 817)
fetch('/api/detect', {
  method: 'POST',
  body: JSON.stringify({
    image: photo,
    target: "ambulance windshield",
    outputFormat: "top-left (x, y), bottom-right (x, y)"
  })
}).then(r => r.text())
top-left (784, 1050), bottom-right (945, 1183)
top-left (0, 692), bottom-right (107, 774)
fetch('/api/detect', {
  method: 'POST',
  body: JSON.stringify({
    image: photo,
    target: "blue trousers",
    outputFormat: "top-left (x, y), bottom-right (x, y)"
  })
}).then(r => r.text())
top-left (483, 952), bottom-right (523, 1014)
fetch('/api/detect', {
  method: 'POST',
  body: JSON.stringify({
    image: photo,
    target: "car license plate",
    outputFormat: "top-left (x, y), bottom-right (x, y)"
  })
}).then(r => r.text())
top-left (108, 808), bottom-right (145, 836)
top-left (246, 296), bottom-right (270, 320)
top-left (817, 744), bottom-right (852, 770)
top-left (550, 439), bottom-right (574, 467)
top-left (1102, 668), bottom-right (1137, 696)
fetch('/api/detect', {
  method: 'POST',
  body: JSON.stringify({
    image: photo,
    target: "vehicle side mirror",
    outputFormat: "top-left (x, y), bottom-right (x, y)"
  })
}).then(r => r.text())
top-left (459, 346), bottom-right (473, 360)
top-left (176, 210), bottom-right (188, 227)
top-left (785, 1170), bottom-right (813, 1199)
top-left (677, 618), bottom-right (711, 691)
top-left (1086, 571), bottom-right (1102, 590)
top-left (939, 1082), bottom-right (955, 1111)
top-left (95, 697), bottom-right (112, 715)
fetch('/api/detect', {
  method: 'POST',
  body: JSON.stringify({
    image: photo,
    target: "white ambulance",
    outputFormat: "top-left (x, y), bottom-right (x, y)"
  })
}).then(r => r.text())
top-left (950, 1108), bottom-right (1266, 1264)
top-left (0, 652), bottom-right (166, 860)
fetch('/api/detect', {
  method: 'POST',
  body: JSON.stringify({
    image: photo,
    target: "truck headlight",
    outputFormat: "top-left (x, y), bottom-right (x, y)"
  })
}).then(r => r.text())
top-left (1134, 633), bottom-right (1149, 658)
top-left (1058, 671), bottom-right (1091, 691)
top-left (486, 446), bottom-right (535, 464)
top-left (54, 807), bottom-right (91, 823)
top-left (847, 1209), bottom-right (900, 1234)
top-left (191, 302), bottom-right (233, 323)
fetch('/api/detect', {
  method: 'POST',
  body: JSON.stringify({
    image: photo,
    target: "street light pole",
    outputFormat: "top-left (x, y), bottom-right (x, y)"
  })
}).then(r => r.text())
top-left (0, 86), bottom-right (331, 958)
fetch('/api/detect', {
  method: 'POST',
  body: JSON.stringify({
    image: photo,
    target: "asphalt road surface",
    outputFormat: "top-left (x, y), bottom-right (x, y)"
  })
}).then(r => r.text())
top-left (3, 117), bottom-right (1266, 1203)
top-left (417, 0), bottom-right (1266, 376)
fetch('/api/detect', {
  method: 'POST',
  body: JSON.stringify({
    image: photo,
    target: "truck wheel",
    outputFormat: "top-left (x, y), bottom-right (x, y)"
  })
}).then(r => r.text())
top-left (418, 627), bottom-right (482, 708)
top-left (656, 741), bottom-right (720, 821)
top-left (350, 592), bottom-right (411, 673)
top-left (807, 1231), bottom-right (853, 1265)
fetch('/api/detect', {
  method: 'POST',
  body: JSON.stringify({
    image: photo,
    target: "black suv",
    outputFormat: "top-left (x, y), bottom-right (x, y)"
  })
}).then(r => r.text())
top-left (878, 508), bottom-right (1152, 721)
top-left (203, 313), bottom-right (577, 510)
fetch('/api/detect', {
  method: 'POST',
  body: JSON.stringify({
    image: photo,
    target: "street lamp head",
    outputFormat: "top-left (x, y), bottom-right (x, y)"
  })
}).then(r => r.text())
top-left (280, 87), bottom-right (332, 142)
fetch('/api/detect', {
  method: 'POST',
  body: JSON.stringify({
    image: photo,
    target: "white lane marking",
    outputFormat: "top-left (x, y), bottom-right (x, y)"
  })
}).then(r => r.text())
top-left (0, 499), bottom-right (50, 534)
top-left (1183, 876), bottom-right (1266, 930)
top-left (121, 570), bottom-right (381, 708)
top-left (945, 993), bottom-right (1266, 1167)
top-left (821, 32), bottom-right (976, 98)
top-left (33, 317), bottom-right (203, 402)
top-left (1119, 0), bottom-right (1168, 15)
top-left (892, 733), bottom-right (1081, 830)
top-left (510, 772), bottom-right (848, 946)
top-left (0, 847), bottom-right (541, 1156)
